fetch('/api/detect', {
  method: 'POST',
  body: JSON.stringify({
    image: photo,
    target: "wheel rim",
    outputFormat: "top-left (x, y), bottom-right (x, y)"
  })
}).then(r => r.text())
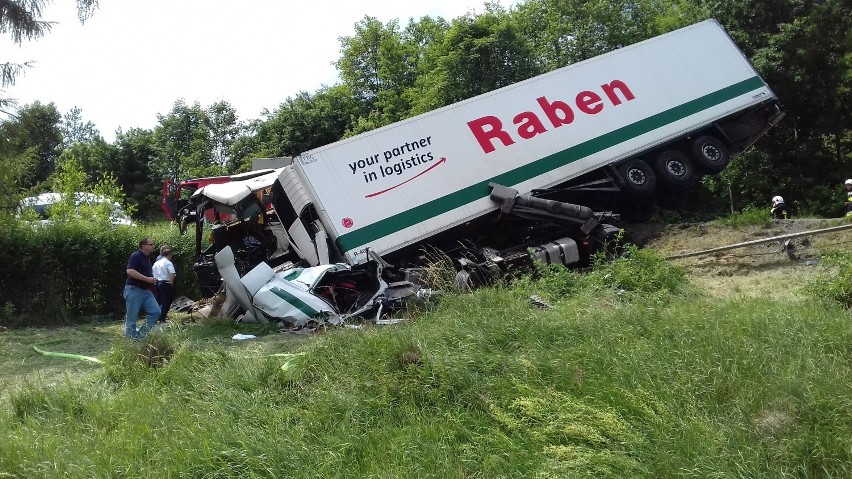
top-left (627, 167), bottom-right (647, 185)
top-left (701, 144), bottom-right (722, 162)
top-left (665, 160), bottom-right (686, 177)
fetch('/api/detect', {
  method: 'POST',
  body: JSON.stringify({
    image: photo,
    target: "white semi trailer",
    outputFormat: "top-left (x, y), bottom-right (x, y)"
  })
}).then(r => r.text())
top-left (183, 19), bottom-right (783, 294)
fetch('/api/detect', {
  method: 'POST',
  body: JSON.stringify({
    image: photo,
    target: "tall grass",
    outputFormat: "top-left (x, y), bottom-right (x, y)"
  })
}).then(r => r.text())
top-left (806, 249), bottom-right (852, 308)
top-left (0, 252), bottom-right (850, 478)
top-left (715, 205), bottom-right (773, 228)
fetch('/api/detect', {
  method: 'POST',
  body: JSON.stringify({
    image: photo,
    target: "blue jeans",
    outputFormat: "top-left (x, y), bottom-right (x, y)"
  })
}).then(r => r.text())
top-left (124, 284), bottom-right (160, 339)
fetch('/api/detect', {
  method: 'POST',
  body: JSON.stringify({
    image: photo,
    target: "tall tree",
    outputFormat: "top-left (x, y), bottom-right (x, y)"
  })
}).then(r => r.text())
top-left (415, 10), bottom-right (537, 111)
top-left (152, 100), bottom-right (216, 183)
top-left (335, 17), bottom-right (396, 109)
top-left (0, 145), bottom-right (36, 214)
top-left (109, 127), bottom-right (158, 217)
top-left (0, 100), bottom-right (62, 187)
top-left (247, 85), bottom-right (359, 163)
top-left (695, 0), bottom-right (852, 215)
top-left (512, 0), bottom-right (670, 72)
top-left (206, 100), bottom-right (241, 169)
top-left (336, 16), bottom-right (424, 132)
top-left (398, 16), bottom-right (449, 113)
top-left (60, 106), bottom-right (100, 148)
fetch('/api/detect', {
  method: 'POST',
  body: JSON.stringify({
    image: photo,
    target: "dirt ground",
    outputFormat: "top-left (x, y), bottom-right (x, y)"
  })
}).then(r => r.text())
top-left (624, 218), bottom-right (852, 299)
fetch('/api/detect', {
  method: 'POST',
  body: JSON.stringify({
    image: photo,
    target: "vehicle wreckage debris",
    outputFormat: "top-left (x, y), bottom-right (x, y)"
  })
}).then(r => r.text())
top-left (231, 334), bottom-right (257, 340)
top-left (529, 295), bottom-right (554, 309)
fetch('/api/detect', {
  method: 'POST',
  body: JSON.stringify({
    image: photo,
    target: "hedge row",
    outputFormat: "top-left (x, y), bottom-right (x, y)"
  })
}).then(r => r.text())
top-left (0, 218), bottom-right (201, 326)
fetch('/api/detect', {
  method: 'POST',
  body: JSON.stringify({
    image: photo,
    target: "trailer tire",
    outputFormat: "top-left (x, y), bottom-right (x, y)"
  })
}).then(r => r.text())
top-left (617, 159), bottom-right (656, 197)
top-left (653, 150), bottom-right (697, 189)
top-left (690, 135), bottom-right (729, 174)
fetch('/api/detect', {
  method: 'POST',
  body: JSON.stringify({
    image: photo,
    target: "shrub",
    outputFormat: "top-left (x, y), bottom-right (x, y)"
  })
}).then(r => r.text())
top-left (0, 215), bottom-right (198, 325)
top-left (587, 244), bottom-right (687, 296)
top-left (515, 259), bottom-right (586, 299)
top-left (715, 205), bottom-right (772, 228)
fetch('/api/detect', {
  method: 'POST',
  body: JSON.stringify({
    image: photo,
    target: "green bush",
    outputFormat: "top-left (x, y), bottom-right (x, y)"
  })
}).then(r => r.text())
top-left (511, 244), bottom-right (687, 307)
top-left (715, 205), bottom-right (773, 228)
top-left (0, 216), bottom-right (198, 326)
top-left (587, 244), bottom-right (687, 296)
top-left (513, 259), bottom-right (586, 299)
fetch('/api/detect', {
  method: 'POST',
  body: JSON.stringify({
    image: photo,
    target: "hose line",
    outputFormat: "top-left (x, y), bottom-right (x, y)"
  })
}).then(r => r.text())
top-left (32, 345), bottom-right (103, 364)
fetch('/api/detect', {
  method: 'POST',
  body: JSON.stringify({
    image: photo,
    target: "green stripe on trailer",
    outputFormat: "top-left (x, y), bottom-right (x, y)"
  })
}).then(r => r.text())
top-left (336, 76), bottom-right (765, 254)
top-left (269, 286), bottom-right (320, 318)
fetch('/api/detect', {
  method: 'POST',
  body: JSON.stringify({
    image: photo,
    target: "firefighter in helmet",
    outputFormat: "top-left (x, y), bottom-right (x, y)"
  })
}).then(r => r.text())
top-left (771, 195), bottom-right (789, 219)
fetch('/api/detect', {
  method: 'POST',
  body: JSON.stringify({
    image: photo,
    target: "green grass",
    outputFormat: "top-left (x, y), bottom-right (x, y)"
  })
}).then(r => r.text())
top-left (1, 252), bottom-right (851, 478)
top-left (714, 205), bottom-right (774, 227)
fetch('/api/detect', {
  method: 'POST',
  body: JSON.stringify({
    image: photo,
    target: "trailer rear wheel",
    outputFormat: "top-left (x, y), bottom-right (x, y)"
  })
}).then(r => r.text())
top-left (653, 150), bottom-right (697, 189)
top-left (690, 135), bottom-right (730, 174)
top-left (617, 159), bottom-right (656, 197)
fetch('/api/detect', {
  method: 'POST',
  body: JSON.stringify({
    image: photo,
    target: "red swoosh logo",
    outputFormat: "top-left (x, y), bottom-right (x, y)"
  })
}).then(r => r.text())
top-left (365, 157), bottom-right (447, 198)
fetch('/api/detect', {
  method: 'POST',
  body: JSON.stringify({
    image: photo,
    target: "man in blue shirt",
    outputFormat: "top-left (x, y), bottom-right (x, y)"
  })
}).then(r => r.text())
top-left (124, 237), bottom-right (160, 339)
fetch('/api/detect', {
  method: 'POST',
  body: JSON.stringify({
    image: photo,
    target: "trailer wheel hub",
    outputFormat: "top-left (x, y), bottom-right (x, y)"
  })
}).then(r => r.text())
top-left (664, 160), bottom-right (687, 177)
top-left (700, 144), bottom-right (722, 161)
top-left (626, 167), bottom-right (647, 185)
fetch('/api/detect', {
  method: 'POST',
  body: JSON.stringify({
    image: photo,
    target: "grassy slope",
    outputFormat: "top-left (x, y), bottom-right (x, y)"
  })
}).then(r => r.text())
top-left (1, 221), bottom-right (851, 478)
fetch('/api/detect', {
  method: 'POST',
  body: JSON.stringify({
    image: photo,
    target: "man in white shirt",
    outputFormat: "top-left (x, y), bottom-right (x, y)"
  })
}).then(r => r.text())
top-left (152, 248), bottom-right (177, 323)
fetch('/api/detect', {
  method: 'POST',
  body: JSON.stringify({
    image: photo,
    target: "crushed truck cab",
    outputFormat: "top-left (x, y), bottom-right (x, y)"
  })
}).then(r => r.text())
top-left (214, 246), bottom-right (421, 326)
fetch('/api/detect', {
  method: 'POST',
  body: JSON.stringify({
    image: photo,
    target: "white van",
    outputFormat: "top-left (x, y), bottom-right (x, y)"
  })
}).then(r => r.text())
top-left (17, 192), bottom-right (134, 226)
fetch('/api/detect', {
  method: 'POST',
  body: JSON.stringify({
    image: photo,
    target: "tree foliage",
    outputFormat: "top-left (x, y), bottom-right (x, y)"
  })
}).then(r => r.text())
top-left (151, 100), bottom-right (216, 182)
top-left (60, 106), bottom-right (101, 148)
top-left (417, 10), bottom-right (538, 110)
top-left (0, 101), bottom-right (62, 187)
top-left (247, 85), bottom-right (360, 159)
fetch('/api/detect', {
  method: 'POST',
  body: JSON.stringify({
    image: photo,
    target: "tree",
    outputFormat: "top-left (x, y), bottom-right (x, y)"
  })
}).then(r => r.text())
top-left (109, 127), bottom-right (158, 217)
top-left (395, 16), bottom-right (450, 115)
top-left (206, 100), bottom-right (241, 169)
top-left (41, 154), bottom-right (132, 225)
top-left (415, 10), bottom-right (537, 111)
top-left (0, 100), bottom-right (62, 187)
top-left (60, 106), bottom-right (101, 148)
top-left (695, 0), bottom-right (852, 215)
top-left (335, 17), bottom-right (399, 110)
top-left (0, 146), bottom-right (36, 214)
top-left (1, 0), bottom-right (99, 111)
top-left (245, 85), bottom-right (360, 163)
top-left (335, 16), bottom-right (430, 131)
top-left (152, 100), bottom-right (217, 183)
top-left (512, 0), bottom-right (671, 73)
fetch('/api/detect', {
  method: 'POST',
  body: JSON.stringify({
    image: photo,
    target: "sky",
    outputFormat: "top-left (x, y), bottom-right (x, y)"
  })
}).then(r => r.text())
top-left (2, 0), bottom-right (519, 142)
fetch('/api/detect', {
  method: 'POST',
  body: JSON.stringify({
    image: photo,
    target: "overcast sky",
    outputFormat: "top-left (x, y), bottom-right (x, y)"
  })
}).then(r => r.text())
top-left (2, 0), bottom-right (518, 142)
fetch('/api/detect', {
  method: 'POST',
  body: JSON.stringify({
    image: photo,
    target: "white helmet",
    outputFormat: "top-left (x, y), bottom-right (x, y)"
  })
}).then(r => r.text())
top-left (845, 179), bottom-right (852, 186)
top-left (771, 196), bottom-right (784, 207)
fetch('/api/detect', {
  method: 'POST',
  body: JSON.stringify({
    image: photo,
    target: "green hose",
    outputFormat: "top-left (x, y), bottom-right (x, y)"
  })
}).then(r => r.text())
top-left (269, 352), bottom-right (305, 372)
top-left (32, 345), bottom-right (103, 364)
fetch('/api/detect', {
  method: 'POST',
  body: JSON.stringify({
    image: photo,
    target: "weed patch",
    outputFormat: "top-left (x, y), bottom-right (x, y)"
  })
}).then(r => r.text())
top-left (715, 205), bottom-right (773, 227)
top-left (588, 244), bottom-right (687, 295)
top-left (805, 249), bottom-right (852, 307)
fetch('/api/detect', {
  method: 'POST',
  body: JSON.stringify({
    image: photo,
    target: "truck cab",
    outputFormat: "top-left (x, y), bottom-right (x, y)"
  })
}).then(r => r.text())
top-left (161, 169), bottom-right (280, 224)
